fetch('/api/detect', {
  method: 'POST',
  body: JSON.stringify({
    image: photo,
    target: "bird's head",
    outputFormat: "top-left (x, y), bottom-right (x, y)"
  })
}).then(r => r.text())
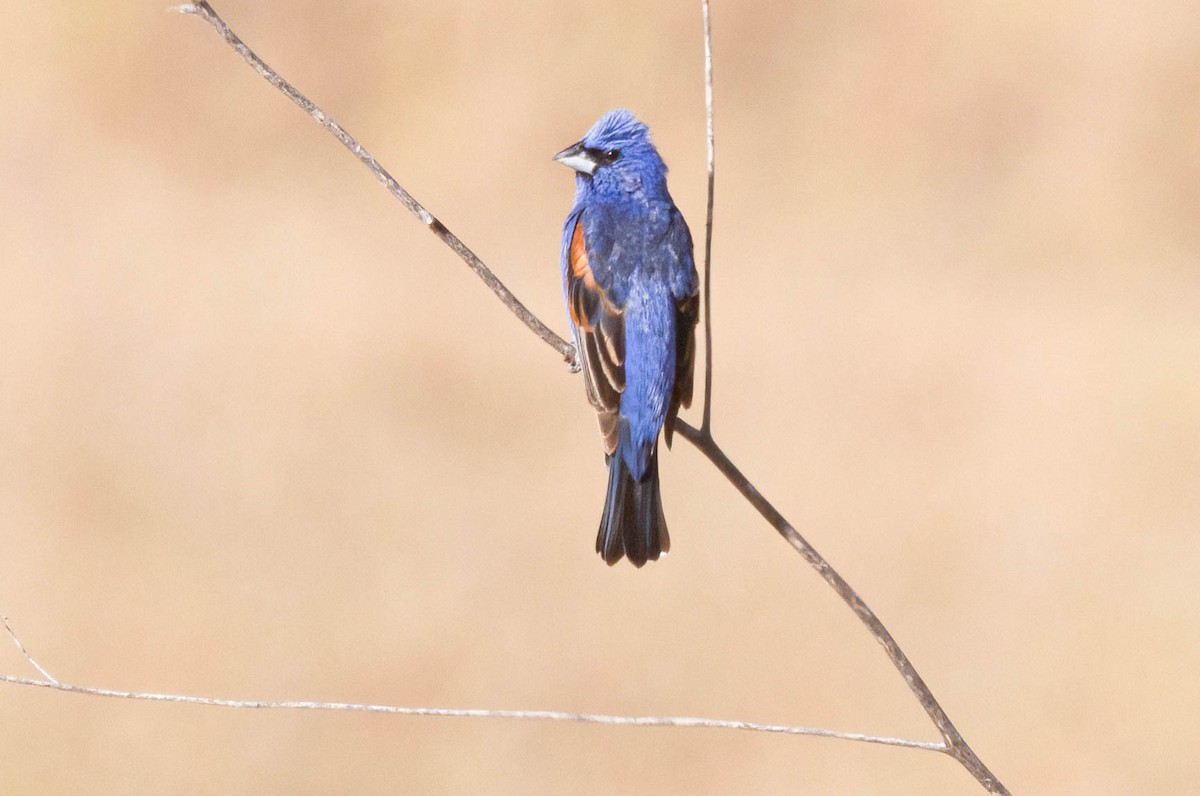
top-left (554, 109), bottom-right (669, 199)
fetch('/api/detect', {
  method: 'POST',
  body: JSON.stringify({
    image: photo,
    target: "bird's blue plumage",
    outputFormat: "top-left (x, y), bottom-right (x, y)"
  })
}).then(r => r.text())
top-left (556, 109), bottom-right (699, 566)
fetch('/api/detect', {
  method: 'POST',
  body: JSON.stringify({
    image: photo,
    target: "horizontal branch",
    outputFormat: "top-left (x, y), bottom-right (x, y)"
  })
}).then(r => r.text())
top-left (4, 588), bottom-right (940, 756)
top-left (0, 673), bottom-right (944, 752)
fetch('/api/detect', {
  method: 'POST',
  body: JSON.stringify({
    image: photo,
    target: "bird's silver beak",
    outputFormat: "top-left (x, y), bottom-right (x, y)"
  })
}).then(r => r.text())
top-left (553, 141), bottom-right (597, 176)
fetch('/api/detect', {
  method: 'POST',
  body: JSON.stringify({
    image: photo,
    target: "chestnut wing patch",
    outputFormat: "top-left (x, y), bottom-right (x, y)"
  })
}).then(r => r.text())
top-left (567, 217), bottom-right (625, 454)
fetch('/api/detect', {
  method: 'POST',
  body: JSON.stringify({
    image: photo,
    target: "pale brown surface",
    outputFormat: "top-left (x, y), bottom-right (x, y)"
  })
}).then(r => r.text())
top-left (2, 2), bottom-right (1198, 793)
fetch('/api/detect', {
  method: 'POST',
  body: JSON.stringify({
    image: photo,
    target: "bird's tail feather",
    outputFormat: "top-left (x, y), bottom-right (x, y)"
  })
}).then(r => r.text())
top-left (596, 444), bottom-right (669, 567)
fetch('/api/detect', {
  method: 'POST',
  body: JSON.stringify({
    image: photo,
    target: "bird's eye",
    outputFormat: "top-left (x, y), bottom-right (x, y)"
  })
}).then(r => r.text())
top-left (604, 148), bottom-right (620, 161)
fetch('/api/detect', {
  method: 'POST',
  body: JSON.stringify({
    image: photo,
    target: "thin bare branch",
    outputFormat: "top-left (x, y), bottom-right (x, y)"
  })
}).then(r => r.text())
top-left (173, 1), bottom-right (577, 368)
top-left (700, 0), bottom-right (716, 434)
top-left (2, 614), bottom-right (58, 684)
top-left (144, 2), bottom-right (1013, 792)
top-left (0, 673), bottom-right (944, 753)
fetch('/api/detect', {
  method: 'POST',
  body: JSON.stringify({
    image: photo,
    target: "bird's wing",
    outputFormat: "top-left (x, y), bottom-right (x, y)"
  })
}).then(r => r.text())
top-left (664, 209), bottom-right (700, 447)
top-left (566, 212), bottom-right (625, 455)
top-left (666, 290), bottom-right (699, 446)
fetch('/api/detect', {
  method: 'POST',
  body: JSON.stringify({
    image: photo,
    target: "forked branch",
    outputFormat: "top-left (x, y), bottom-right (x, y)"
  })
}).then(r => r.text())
top-left (1, 3), bottom-right (1009, 793)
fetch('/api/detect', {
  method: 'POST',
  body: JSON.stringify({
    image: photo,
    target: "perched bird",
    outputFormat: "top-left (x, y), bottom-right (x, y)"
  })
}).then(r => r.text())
top-left (554, 110), bottom-right (700, 567)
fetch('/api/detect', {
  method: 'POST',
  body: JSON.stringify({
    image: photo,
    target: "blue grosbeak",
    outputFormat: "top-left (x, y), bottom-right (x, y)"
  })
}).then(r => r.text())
top-left (555, 110), bottom-right (700, 567)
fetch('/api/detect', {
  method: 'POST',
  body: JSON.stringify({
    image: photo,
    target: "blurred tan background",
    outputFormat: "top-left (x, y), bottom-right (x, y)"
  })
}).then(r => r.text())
top-left (1, 1), bottom-right (1197, 793)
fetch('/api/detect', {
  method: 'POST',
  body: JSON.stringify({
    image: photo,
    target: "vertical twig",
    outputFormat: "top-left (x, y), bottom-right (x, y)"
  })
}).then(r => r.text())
top-left (700, 0), bottom-right (716, 434)
top-left (31, 3), bottom-right (1015, 792)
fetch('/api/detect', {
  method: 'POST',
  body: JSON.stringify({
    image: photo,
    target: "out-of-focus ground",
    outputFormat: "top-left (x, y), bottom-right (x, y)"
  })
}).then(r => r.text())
top-left (1, 2), bottom-right (1197, 793)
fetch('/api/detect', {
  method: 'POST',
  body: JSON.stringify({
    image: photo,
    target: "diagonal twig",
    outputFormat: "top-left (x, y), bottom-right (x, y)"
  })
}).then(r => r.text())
top-left (172, 2), bottom-right (577, 369)
top-left (2, 2), bottom-right (1014, 793)
top-left (672, 421), bottom-right (1009, 793)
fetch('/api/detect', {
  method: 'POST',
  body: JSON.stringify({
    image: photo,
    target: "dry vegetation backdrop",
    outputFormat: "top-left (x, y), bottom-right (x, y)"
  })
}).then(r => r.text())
top-left (2, 1), bottom-right (1198, 793)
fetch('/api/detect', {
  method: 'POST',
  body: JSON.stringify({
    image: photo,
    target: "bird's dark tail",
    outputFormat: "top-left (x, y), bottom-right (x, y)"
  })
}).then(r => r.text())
top-left (596, 442), bottom-right (669, 567)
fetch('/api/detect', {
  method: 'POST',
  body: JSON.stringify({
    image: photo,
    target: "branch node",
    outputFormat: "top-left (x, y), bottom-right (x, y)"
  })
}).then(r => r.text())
top-left (2, 614), bottom-right (59, 685)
